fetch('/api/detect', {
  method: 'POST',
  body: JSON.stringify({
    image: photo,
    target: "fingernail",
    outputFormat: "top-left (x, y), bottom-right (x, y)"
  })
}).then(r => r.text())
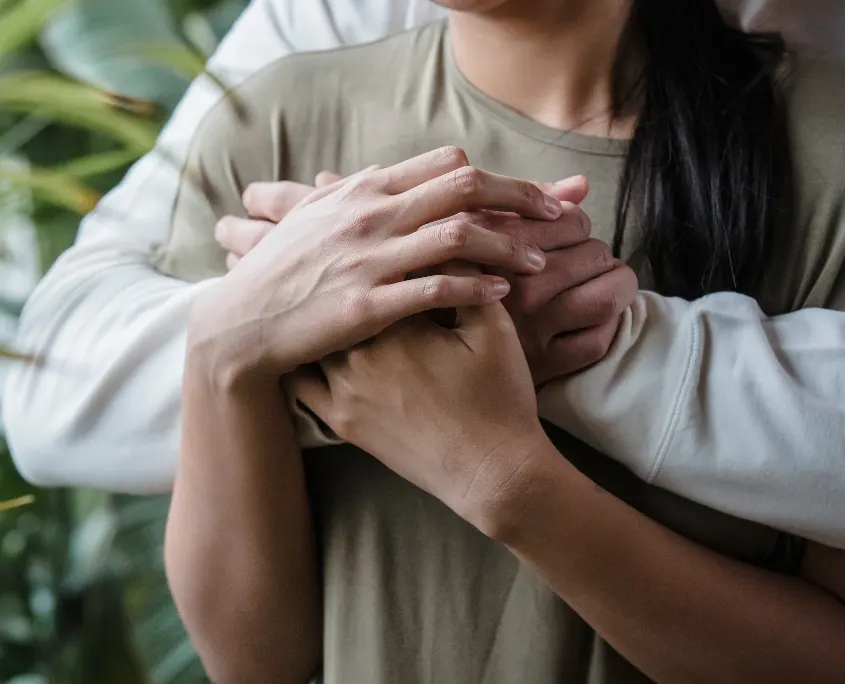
top-left (556, 175), bottom-right (584, 187)
top-left (544, 195), bottom-right (562, 218)
top-left (491, 279), bottom-right (511, 299)
top-left (524, 247), bottom-right (546, 271)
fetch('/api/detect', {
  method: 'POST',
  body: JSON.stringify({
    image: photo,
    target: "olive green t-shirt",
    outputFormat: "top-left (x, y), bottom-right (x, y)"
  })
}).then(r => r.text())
top-left (157, 21), bottom-right (845, 684)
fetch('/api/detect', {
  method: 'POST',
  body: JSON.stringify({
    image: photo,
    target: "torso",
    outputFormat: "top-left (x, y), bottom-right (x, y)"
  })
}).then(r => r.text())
top-left (161, 21), bottom-right (845, 683)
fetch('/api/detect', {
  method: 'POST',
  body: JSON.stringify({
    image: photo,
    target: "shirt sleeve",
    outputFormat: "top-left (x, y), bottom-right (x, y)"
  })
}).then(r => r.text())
top-left (538, 291), bottom-right (845, 548)
top-left (1, 0), bottom-right (421, 492)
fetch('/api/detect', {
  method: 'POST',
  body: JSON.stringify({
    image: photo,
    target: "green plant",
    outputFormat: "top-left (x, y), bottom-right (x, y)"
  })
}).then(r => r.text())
top-left (1, 0), bottom-right (249, 681)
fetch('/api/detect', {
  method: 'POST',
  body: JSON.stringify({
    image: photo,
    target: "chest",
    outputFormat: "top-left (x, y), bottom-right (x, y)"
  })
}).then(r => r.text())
top-left (282, 109), bottom-right (636, 261)
top-left (303, 421), bottom-right (786, 684)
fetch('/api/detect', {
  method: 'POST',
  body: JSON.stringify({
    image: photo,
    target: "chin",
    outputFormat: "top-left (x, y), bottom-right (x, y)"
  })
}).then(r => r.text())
top-left (430, 0), bottom-right (510, 11)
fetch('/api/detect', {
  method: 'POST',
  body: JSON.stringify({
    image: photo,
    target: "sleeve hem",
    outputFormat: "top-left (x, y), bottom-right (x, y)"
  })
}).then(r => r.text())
top-left (647, 297), bottom-right (706, 483)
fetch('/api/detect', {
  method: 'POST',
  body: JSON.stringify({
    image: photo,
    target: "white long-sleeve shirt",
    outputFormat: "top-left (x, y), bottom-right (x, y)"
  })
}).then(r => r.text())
top-left (4, 0), bottom-right (845, 548)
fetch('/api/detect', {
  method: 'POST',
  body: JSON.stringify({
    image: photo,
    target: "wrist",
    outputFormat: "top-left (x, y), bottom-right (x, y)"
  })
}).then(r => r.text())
top-left (187, 284), bottom-right (280, 393)
top-left (456, 427), bottom-right (566, 542)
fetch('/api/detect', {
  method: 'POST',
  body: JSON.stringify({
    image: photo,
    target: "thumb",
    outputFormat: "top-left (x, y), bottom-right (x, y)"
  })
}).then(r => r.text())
top-left (315, 171), bottom-right (342, 188)
top-left (536, 175), bottom-right (589, 205)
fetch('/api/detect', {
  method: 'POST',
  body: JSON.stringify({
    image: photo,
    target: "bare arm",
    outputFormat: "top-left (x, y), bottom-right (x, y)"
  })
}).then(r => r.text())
top-left (164, 314), bottom-right (320, 684)
top-left (163, 149), bottom-right (572, 682)
top-left (295, 301), bottom-right (845, 684)
top-left (491, 444), bottom-right (845, 684)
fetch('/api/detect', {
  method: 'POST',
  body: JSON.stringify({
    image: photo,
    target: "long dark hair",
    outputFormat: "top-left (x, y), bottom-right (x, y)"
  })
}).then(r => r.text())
top-left (612, 0), bottom-right (788, 299)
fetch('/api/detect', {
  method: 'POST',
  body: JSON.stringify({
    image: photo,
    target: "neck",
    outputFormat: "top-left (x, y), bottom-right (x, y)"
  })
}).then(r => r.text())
top-left (449, 1), bottom-right (637, 137)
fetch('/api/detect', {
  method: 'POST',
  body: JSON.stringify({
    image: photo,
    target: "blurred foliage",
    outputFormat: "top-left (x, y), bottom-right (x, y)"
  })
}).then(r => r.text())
top-left (0, 0), bottom-right (248, 681)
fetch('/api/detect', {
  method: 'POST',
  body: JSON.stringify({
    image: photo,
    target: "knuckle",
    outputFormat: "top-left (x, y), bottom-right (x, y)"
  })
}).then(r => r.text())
top-left (340, 249), bottom-right (367, 274)
top-left (586, 238), bottom-right (614, 270)
top-left (340, 205), bottom-right (376, 236)
top-left (360, 166), bottom-right (385, 190)
top-left (348, 174), bottom-right (376, 194)
top-left (343, 293), bottom-right (374, 327)
top-left (471, 278), bottom-right (489, 301)
top-left (451, 166), bottom-right (482, 197)
top-left (338, 174), bottom-right (377, 201)
top-left (562, 201), bottom-right (591, 240)
top-left (503, 236), bottom-right (520, 260)
top-left (438, 146), bottom-right (469, 170)
top-left (590, 288), bottom-right (618, 320)
top-left (422, 276), bottom-right (449, 303)
top-left (438, 220), bottom-right (470, 250)
top-left (518, 180), bottom-right (543, 208)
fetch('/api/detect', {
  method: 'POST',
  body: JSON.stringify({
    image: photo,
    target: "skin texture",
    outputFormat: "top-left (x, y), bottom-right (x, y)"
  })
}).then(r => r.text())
top-left (217, 172), bottom-right (637, 381)
top-left (293, 297), bottom-right (845, 684)
top-left (187, 147), bottom-right (578, 381)
top-left (166, 362), bottom-right (319, 684)
top-left (169, 1), bottom-right (845, 680)
top-left (166, 149), bottom-right (593, 683)
top-left (445, 0), bottom-right (638, 136)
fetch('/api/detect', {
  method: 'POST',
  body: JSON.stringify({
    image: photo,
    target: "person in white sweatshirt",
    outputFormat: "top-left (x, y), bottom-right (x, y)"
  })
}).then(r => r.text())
top-left (159, 1), bottom-right (845, 681)
top-left (4, 0), bottom-right (845, 552)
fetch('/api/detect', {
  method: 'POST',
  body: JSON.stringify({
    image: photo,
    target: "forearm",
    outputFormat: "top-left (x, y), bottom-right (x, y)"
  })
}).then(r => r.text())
top-left (3, 0), bottom-right (310, 492)
top-left (3, 237), bottom-right (216, 491)
top-left (165, 350), bottom-right (320, 684)
top-left (490, 441), bottom-right (845, 684)
top-left (539, 291), bottom-right (845, 547)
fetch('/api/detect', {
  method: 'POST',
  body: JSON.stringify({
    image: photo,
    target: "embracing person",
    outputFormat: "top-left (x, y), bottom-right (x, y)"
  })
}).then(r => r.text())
top-left (152, 0), bottom-right (845, 682)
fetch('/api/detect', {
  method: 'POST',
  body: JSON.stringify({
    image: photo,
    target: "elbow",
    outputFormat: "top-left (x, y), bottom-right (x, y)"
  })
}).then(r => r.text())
top-left (169, 594), bottom-right (319, 684)
top-left (164, 514), bottom-right (320, 684)
top-left (202, 656), bottom-right (317, 684)
top-left (205, 663), bottom-right (315, 684)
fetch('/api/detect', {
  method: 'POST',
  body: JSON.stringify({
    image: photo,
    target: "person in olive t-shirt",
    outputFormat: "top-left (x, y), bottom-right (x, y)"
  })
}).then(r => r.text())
top-left (164, 1), bottom-right (845, 683)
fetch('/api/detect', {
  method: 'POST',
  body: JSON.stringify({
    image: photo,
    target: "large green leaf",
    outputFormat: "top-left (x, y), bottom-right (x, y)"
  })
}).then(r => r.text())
top-left (0, 163), bottom-right (99, 213)
top-left (40, 0), bottom-right (189, 106)
top-left (0, 72), bottom-right (158, 152)
top-left (55, 148), bottom-right (138, 178)
top-left (0, 0), bottom-right (69, 60)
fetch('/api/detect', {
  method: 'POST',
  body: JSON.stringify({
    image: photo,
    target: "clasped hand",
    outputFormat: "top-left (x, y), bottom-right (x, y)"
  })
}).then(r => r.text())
top-left (214, 150), bottom-right (637, 384)
top-left (193, 146), bottom-right (637, 529)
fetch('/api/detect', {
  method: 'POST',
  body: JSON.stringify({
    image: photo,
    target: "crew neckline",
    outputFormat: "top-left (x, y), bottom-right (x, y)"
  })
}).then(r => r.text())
top-left (439, 21), bottom-right (629, 158)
